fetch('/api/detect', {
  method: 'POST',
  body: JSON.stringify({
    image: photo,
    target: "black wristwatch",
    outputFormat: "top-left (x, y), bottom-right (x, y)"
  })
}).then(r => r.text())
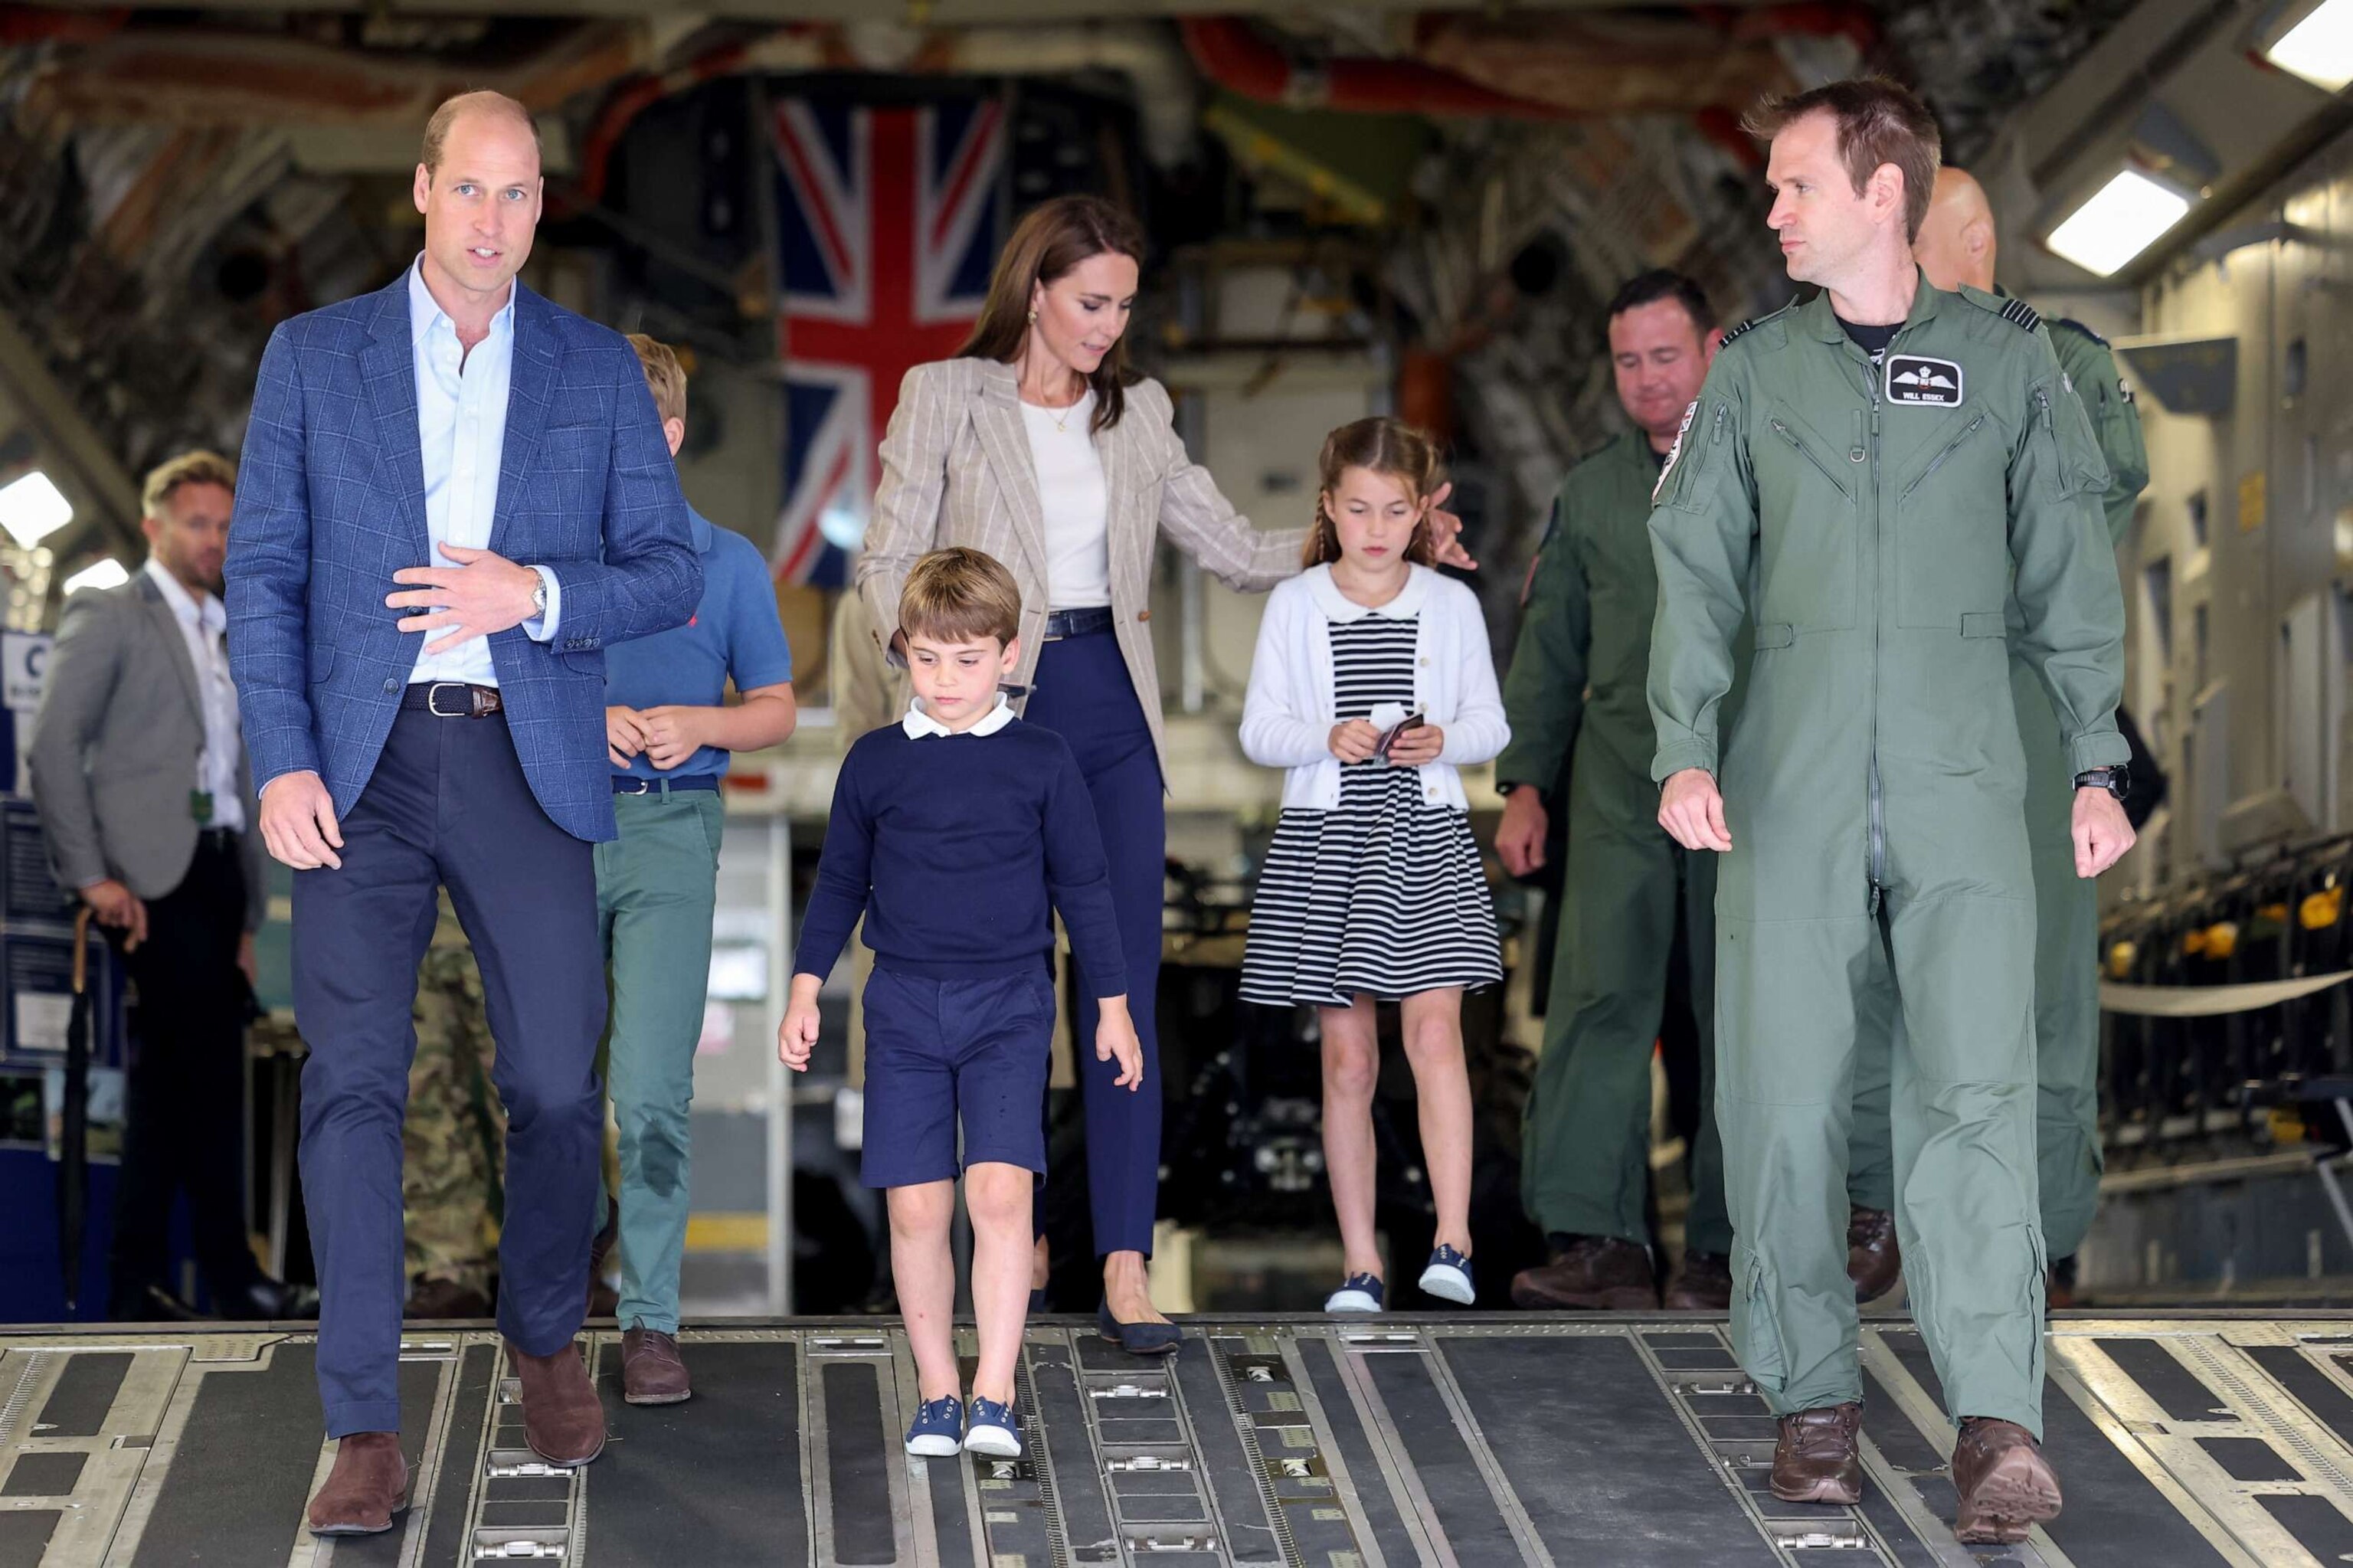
top-left (1497, 781), bottom-right (1543, 803)
top-left (2073, 765), bottom-right (2129, 802)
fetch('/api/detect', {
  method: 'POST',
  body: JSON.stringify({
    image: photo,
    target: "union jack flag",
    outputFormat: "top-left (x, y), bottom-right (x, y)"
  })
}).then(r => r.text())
top-left (770, 97), bottom-right (1010, 587)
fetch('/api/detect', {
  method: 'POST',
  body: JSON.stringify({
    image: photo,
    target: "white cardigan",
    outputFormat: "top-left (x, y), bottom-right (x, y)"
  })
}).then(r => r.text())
top-left (1239, 564), bottom-right (1510, 812)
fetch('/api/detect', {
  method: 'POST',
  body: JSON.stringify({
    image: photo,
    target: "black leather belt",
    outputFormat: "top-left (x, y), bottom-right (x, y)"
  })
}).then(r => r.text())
top-left (613, 775), bottom-right (720, 795)
top-left (401, 682), bottom-right (503, 718)
top-left (1042, 606), bottom-right (1114, 640)
top-left (195, 827), bottom-right (238, 853)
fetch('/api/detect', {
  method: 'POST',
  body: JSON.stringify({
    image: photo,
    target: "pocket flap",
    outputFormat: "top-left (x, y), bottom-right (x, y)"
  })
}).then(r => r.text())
top-left (1960, 612), bottom-right (2006, 639)
top-left (1752, 622), bottom-right (1795, 650)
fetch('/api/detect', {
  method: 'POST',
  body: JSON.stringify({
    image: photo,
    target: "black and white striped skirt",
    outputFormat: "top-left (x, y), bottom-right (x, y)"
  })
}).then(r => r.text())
top-left (1239, 766), bottom-right (1504, 1007)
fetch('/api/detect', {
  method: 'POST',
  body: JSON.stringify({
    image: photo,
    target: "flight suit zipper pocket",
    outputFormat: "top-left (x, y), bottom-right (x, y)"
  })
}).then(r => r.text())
top-left (1769, 418), bottom-right (1852, 501)
top-left (1900, 414), bottom-right (1987, 502)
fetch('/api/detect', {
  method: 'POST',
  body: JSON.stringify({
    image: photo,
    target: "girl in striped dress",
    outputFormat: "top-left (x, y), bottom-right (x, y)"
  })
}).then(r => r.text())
top-left (1237, 417), bottom-right (1509, 1312)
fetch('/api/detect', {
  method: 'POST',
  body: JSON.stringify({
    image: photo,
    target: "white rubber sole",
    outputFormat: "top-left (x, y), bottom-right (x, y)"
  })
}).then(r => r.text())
top-left (905, 1433), bottom-right (963, 1458)
top-left (1324, 1289), bottom-right (1383, 1314)
top-left (1419, 1265), bottom-right (1475, 1305)
top-left (963, 1426), bottom-right (1022, 1458)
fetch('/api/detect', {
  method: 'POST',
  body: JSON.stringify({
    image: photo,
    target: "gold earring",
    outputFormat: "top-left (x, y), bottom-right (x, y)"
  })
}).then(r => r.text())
top-left (1027, 309), bottom-right (1037, 324)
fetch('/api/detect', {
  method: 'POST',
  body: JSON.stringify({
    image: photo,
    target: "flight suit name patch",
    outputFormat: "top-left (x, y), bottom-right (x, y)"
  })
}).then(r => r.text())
top-left (1886, 355), bottom-right (1964, 407)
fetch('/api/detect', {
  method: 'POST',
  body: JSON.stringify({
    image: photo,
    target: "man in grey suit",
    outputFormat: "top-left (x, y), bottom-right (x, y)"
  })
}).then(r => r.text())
top-left (30, 450), bottom-right (296, 1321)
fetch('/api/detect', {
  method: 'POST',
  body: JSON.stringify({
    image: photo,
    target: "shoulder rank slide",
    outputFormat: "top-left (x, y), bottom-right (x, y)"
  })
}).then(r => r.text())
top-left (2053, 316), bottom-right (2109, 347)
top-left (1996, 296), bottom-right (2043, 333)
top-left (1719, 295), bottom-right (1797, 350)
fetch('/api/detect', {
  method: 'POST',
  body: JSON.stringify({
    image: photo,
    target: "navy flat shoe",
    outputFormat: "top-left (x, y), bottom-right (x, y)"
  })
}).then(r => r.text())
top-left (1096, 1298), bottom-right (1181, 1356)
top-left (1029, 1288), bottom-right (1050, 1314)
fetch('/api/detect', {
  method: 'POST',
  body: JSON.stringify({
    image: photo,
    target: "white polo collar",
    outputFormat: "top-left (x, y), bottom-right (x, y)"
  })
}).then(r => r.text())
top-left (1304, 561), bottom-right (1432, 623)
top-left (902, 693), bottom-right (1016, 738)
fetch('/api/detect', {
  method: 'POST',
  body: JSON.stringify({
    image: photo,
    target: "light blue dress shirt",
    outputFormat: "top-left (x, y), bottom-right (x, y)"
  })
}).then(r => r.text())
top-left (407, 257), bottom-right (560, 687)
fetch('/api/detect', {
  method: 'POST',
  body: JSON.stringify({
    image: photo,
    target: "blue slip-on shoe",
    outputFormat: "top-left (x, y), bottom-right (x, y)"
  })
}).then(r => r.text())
top-left (1029, 1288), bottom-right (1050, 1314)
top-left (1096, 1299), bottom-right (1182, 1356)
top-left (964, 1396), bottom-right (1023, 1458)
top-left (904, 1395), bottom-right (964, 1457)
top-left (1419, 1245), bottom-right (1476, 1305)
top-left (1325, 1273), bottom-right (1385, 1313)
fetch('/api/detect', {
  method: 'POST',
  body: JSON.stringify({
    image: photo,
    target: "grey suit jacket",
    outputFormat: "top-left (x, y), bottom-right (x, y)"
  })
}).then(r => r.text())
top-left (29, 572), bottom-right (268, 931)
top-left (859, 357), bottom-right (1306, 778)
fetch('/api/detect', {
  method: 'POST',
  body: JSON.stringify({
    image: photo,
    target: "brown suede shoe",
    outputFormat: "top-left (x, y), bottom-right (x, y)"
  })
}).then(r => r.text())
top-left (1663, 1250), bottom-right (1733, 1311)
top-left (1847, 1206), bottom-right (1902, 1303)
top-left (306, 1431), bottom-right (409, 1536)
top-left (622, 1327), bottom-right (692, 1406)
top-left (1952, 1416), bottom-right (2061, 1543)
top-left (1510, 1236), bottom-right (1658, 1310)
top-left (1770, 1403), bottom-right (1864, 1505)
top-left (508, 1340), bottom-right (607, 1466)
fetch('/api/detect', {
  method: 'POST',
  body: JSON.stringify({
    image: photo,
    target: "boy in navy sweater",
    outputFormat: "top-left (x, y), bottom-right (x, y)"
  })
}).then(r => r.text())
top-left (781, 547), bottom-right (1141, 1461)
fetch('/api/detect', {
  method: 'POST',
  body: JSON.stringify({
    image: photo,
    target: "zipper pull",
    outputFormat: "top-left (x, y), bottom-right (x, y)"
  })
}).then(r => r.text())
top-left (1849, 410), bottom-right (1865, 464)
top-left (1867, 881), bottom-right (1882, 916)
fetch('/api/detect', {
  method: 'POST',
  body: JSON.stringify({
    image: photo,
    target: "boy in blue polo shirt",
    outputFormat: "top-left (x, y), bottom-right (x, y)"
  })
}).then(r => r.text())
top-left (601, 335), bottom-right (797, 1406)
top-left (781, 546), bottom-right (1141, 1462)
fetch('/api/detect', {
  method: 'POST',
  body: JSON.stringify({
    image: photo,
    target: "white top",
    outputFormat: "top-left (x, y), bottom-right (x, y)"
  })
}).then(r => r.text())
top-left (142, 559), bottom-right (246, 833)
top-left (406, 257), bottom-right (559, 687)
top-left (1019, 390), bottom-right (1111, 611)
top-left (1238, 564), bottom-right (1510, 813)
top-left (902, 693), bottom-right (1016, 738)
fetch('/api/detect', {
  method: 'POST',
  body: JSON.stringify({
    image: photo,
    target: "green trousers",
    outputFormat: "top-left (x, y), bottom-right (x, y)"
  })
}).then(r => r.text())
top-left (594, 788), bottom-right (725, 1335)
top-left (1521, 761), bottom-right (1733, 1256)
top-left (1848, 657), bottom-right (2104, 1259)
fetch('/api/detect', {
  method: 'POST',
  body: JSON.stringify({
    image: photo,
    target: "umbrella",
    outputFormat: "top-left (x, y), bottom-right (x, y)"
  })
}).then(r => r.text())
top-left (58, 906), bottom-right (93, 1314)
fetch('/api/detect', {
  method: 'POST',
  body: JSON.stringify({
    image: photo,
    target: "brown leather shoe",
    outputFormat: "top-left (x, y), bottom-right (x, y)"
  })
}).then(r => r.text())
top-left (1663, 1249), bottom-right (1733, 1311)
top-left (1510, 1236), bottom-right (1658, 1310)
top-left (508, 1340), bottom-right (607, 1466)
top-left (306, 1431), bottom-right (409, 1536)
top-left (406, 1277), bottom-right (492, 1320)
top-left (1952, 1416), bottom-right (2061, 1543)
top-left (621, 1327), bottom-right (692, 1406)
top-left (1847, 1206), bottom-right (1902, 1303)
top-left (1771, 1403), bottom-right (1864, 1504)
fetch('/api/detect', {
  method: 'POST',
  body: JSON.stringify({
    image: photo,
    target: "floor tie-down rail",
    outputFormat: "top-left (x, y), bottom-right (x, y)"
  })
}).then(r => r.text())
top-left (3, 1314), bottom-right (2353, 1565)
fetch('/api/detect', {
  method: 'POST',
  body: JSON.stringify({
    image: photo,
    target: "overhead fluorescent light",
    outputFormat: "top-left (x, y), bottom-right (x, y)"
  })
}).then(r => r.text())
top-left (2265, 0), bottom-right (2353, 90)
top-left (61, 559), bottom-right (128, 594)
top-left (2045, 170), bottom-right (2194, 277)
top-left (0, 470), bottom-right (72, 549)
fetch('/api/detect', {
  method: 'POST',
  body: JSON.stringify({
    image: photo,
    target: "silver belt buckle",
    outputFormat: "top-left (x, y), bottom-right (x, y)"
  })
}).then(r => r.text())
top-left (617, 778), bottom-right (653, 795)
top-left (426, 681), bottom-right (472, 718)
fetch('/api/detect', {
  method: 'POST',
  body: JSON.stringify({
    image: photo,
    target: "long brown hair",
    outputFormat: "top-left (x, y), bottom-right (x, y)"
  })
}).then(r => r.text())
top-left (957, 195), bottom-right (1147, 435)
top-left (1304, 417), bottom-right (1445, 568)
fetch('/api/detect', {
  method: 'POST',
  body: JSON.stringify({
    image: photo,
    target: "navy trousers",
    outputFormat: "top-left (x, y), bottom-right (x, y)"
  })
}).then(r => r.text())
top-left (293, 706), bottom-right (605, 1437)
top-left (1022, 630), bottom-right (1164, 1259)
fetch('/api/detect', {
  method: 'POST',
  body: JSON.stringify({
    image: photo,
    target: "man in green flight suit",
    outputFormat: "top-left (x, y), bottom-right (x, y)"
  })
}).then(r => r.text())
top-left (1647, 78), bottom-right (2137, 1543)
top-left (1842, 166), bottom-right (2152, 1306)
top-left (1497, 270), bottom-right (1734, 1312)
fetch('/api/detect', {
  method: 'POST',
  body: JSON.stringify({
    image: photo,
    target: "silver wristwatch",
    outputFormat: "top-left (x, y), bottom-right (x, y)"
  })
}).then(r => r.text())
top-left (529, 573), bottom-right (548, 619)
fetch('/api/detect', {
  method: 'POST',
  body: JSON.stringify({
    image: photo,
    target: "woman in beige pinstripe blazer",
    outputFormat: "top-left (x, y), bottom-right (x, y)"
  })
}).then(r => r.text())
top-left (856, 196), bottom-right (1468, 1350)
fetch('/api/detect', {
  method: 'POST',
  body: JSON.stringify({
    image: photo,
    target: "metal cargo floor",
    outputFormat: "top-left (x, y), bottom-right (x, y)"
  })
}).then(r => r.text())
top-left (5, 1312), bottom-right (2353, 1565)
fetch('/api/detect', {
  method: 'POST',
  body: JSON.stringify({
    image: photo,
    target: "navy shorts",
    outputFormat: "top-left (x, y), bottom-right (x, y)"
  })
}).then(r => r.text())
top-left (860, 967), bottom-right (1055, 1190)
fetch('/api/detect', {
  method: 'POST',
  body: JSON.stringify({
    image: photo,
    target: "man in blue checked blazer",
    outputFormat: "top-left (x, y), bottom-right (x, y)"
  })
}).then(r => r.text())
top-left (226, 90), bottom-right (699, 1536)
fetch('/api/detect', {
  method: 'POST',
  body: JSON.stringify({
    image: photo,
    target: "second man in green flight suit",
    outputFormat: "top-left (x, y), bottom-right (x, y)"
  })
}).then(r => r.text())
top-left (1648, 79), bottom-right (2137, 1543)
top-left (1842, 166), bottom-right (2152, 1305)
top-left (1498, 270), bottom-right (1734, 1312)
